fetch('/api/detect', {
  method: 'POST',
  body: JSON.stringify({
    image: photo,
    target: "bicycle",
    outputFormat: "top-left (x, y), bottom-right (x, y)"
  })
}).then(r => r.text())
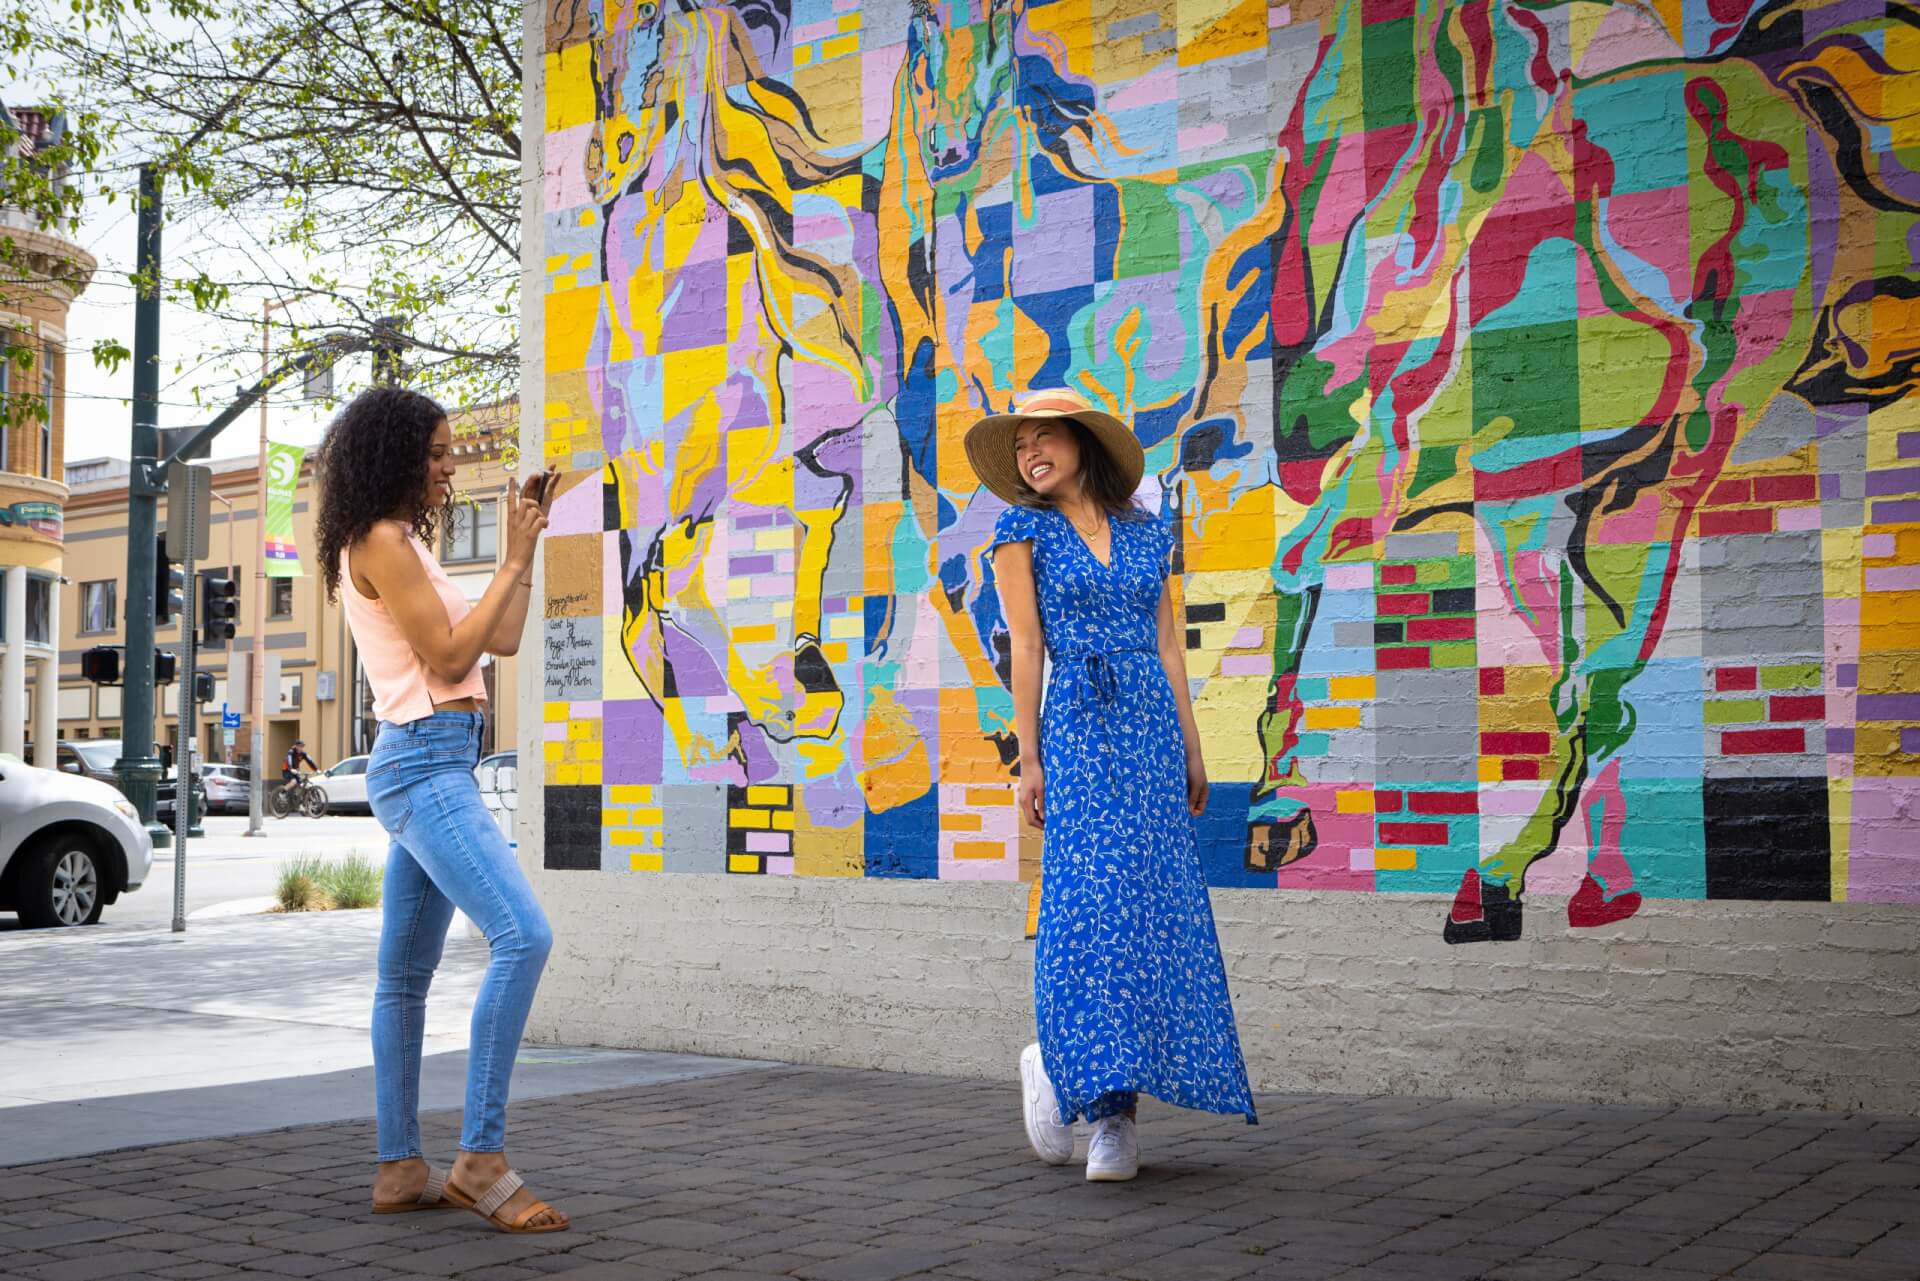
top-left (270, 772), bottom-right (329, 819)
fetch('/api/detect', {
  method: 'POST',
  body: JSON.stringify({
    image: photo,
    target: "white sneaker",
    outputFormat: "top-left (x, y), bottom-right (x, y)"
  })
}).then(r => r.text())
top-left (1085, 1114), bottom-right (1139, 1182)
top-left (1019, 1043), bottom-right (1074, 1165)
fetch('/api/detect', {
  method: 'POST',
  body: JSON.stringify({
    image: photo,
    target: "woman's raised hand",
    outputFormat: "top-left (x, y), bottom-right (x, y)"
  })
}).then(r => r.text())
top-left (503, 472), bottom-right (551, 575)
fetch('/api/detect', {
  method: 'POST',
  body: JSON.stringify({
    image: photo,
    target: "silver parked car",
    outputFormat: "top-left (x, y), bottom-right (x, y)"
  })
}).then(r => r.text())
top-left (314, 754), bottom-right (371, 814)
top-left (0, 752), bottom-right (154, 927)
top-left (199, 763), bottom-right (251, 815)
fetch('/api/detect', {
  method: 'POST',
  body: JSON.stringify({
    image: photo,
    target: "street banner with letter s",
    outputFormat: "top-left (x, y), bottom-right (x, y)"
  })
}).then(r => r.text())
top-left (264, 442), bottom-right (305, 578)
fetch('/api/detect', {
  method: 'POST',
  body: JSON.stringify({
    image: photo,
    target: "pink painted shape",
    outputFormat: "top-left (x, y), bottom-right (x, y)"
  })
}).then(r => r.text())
top-left (1729, 289), bottom-right (1797, 379)
top-left (1577, 3), bottom-right (1683, 77)
top-left (1845, 777), bottom-right (1920, 903)
top-left (570, 700), bottom-right (603, 718)
top-left (1863, 533), bottom-right (1898, 557)
top-left (1594, 489), bottom-right (1661, 543)
top-left (543, 123), bottom-right (597, 212)
top-left (547, 467), bottom-right (602, 536)
top-left (1778, 504), bottom-right (1823, 532)
top-left (1274, 784), bottom-right (1376, 891)
top-left (1325, 562), bottom-right (1375, 591)
top-left (1866, 564), bottom-right (1920, 592)
top-left (1108, 65), bottom-right (1176, 112)
top-left (764, 856), bottom-right (796, 877)
top-left (1604, 187), bottom-right (1692, 301)
top-left (1231, 626), bottom-right (1265, 648)
top-left (746, 831), bottom-right (791, 853)
top-left (1220, 654), bottom-right (1274, 677)
top-left (1473, 523), bottom-right (1555, 670)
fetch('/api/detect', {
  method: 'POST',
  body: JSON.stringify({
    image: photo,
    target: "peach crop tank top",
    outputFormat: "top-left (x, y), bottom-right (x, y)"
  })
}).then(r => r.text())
top-left (340, 523), bottom-right (489, 725)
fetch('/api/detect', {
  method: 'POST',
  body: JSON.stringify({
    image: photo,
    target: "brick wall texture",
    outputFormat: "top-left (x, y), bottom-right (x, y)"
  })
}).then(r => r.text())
top-left (522, 0), bottom-right (1920, 1109)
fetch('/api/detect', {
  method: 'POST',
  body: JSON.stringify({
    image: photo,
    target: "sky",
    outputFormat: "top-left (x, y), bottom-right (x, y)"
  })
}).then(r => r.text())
top-left (62, 190), bottom-right (353, 466)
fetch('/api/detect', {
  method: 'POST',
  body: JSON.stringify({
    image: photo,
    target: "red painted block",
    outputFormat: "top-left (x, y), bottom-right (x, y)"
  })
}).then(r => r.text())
top-left (1716, 666), bottom-right (1758, 691)
top-left (1479, 667), bottom-right (1506, 695)
top-left (1374, 790), bottom-right (1404, 813)
top-left (1754, 474), bottom-right (1817, 503)
top-left (1378, 592), bottom-right (1431, 615)
top-left (1707, 479), bottom-right (1752, 505)
top-left (1411, 791), bottom-right (1478, 815)
top-left (1408, 615), bottom-right (1475, 641)
top-left (1769, 695), bottom-right (1825, 722)
top-left (1378, 646), bottom-right (1432, 669)
top-left (1481, 731), bottom-right (1552, 755)
top-left (1501, 759), bottom-right (1541, 781)
top-left (1378, 821), bottom-right (1450, 845)
top-left (1723, 727), bottom-right (1806, 755)
top-left (1380, 563), bottom-right (1417, 586)
top-left (1700, 507), bottom-right (1774, 537)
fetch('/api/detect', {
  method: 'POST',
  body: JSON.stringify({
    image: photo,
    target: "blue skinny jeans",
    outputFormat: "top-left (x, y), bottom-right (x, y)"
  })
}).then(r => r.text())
top-left (367, 711), bottom-right (552, 1160)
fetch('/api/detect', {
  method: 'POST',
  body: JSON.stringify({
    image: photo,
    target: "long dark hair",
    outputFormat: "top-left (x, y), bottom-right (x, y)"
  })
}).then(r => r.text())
top-left (314, 386), bottom-right (450, 602)
top-left (1012, 417), bottom-right (1145, 518)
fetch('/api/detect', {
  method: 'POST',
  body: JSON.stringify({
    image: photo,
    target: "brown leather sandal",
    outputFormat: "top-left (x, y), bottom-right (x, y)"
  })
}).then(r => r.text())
top-left (443, 1170), bottom-right (570, 1234)
top-left (370, 1162), bottom-right (453, 1214)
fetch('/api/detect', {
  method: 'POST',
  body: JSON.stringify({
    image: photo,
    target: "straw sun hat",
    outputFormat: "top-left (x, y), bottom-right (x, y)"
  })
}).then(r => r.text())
top-left (962, 389), bottom-right (1145, 506)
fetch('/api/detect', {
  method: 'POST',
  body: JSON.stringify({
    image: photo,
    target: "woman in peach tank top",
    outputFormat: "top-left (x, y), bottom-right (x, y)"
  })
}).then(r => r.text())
top-left (313, 387), bottom-right (567, 1234)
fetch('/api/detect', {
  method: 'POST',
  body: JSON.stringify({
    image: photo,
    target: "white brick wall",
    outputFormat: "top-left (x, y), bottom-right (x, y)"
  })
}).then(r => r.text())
top-left (515, 0), bottom-right (1920, 1117)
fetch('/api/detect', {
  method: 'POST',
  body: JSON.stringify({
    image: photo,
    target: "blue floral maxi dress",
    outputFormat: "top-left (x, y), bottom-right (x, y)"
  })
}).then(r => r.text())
top-left (990, 504), bottom-right (1257, 1126)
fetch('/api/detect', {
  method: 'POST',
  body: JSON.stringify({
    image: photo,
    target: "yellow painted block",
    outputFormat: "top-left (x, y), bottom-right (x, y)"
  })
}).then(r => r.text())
top-left (555, 763), bottom-right (582, 786)
top-left (1375, 847), bottom-right (1418, 871)
top-left (608, 784), bottom-right (654, 804)
top-left (543, 741), bottom-right (564, 761)
top-left (629, 853), bottom-right (665, 872)
top-left (610, 830), bottom-right (647, 846)
top-left (770, 810), bottom-right (796, 831)
top-left (630, 807), bottom-right (663, 826)
top-left (1304, 706), bottom-right (1362, 730)
top-left (601, 808), bottom-right (628, 826)
top-left (941, 812), bottom-right (984, 831)
top-left (828, 615), bottom-right (864, 640)
top-left (730, 807), bottom-right (769, 829)
top-left (1336, 790), bottom-right (1375, 814)
top-left (545, 701), bottom-right (570, 721)
top-left (729, 854), bottom-right (762, 873)
top-left (837, 11), bottom-right (861, 30)
top-left (794, 43), bottom-right (812, 66)
top-left (748, 785), bottom-right (790, 807)
top-left (821, 33), bottom-right (857, 59)
top-left (952, 840), bottom-right (1006, 861)
top-left (568, 719), bottom-right (593, 740)
top-left (576, 741), bottom-right (602, 761)
top-left (823, 642), bottom-right (848, 663)
top-left (756, 528), bottom-right (794, 551)
top-left (1329, 676), bottom-right (1377, 701)
top-left (1179, 0), bottom-right (1266, 66)
top-left (733, 624), bottom-right (777, 644)
top-left (1477, 758), bottom-right (1502, 782)
top-left (544, 42), bottom-right (596, 132)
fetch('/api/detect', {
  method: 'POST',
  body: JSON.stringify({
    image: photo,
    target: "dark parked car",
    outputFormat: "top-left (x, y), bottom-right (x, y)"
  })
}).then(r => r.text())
top-left (51, 739), bottom-right (204, 824)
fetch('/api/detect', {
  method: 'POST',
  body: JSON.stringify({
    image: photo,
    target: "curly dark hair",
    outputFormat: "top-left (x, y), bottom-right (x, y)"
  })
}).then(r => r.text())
top-left (314, 386), bottom-right (451, 601)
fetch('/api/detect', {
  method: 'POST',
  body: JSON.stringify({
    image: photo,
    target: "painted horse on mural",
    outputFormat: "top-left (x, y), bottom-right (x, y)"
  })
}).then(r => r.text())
top-left (1244, 0), bottom-right (1920, 940)
top-left (580, 0), bottom-right (883, 792)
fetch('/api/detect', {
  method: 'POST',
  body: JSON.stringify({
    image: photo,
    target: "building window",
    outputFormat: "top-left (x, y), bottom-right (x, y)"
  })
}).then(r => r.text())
top-left (270, 576), bottom-right (294, 620)
top-left (40, 365), bottom-right (53, 478)
top-left (441, 498), bottom-right (497, 564)
top-left (25, 574), bottom-right (51, 645)
top-left (79, 579), bottom-right (116, 634)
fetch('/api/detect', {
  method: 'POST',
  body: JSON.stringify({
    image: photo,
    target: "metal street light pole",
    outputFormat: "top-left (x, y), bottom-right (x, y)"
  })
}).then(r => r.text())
top-left (112, 164), bottom-right (168, 849)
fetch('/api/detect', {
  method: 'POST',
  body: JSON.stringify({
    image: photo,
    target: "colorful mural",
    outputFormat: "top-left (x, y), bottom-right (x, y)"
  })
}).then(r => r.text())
top-left (537, 0), bottom-right (1920, 940)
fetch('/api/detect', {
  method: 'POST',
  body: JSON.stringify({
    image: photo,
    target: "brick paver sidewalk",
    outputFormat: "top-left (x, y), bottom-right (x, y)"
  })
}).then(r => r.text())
top-left (4, 1064), bottom-right (1919, 1281)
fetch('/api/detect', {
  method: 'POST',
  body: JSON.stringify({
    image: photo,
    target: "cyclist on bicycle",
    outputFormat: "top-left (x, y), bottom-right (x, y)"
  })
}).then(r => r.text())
top-left (281, 740), bottom-right (320, 800)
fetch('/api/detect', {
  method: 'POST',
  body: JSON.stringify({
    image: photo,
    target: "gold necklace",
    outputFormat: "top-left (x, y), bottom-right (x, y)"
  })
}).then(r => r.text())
top-left (1068, 510), bottom-right (1107, 539)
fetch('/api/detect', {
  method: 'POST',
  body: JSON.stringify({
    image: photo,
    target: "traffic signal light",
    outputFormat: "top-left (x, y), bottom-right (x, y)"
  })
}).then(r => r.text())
top-left (200, 573), bottom-right (238, 646)
top-left (153, 649), bottom-right (177, 684)
top-left (193, 671), bottom-right (216, 704)
top-left (81, 645), bottom-right (121, 684)
top-left (155, 535), bottom-right (184, 624)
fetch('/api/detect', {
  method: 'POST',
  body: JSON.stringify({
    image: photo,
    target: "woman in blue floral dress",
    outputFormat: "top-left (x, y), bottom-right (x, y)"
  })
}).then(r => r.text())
top-left (966, 389), bottom-right (1257, 1183)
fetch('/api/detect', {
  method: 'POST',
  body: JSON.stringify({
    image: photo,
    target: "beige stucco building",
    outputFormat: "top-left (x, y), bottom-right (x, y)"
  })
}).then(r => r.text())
top-left (47, 408), bottom-right (522, 772)
top-left (1, 103), bottom-right (94, 767)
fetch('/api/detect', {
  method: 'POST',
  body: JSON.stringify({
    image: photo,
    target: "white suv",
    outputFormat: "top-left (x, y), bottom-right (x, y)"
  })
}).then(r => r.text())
top-left (0, 753), bottom-right (154, 927)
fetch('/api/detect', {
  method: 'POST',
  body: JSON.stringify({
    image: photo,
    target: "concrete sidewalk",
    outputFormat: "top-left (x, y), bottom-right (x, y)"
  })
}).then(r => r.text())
top-left (4, 1065), bottom-right (1919, 1280)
